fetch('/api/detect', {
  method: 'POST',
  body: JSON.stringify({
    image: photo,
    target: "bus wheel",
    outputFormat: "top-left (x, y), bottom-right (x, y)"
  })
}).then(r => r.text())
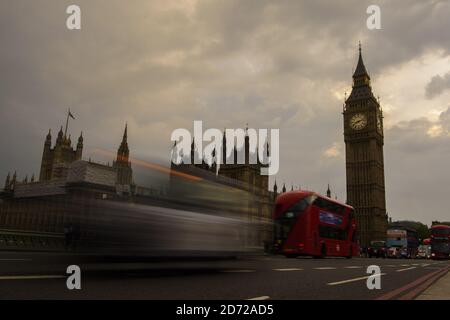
top-left (285, 254), bottom-right (298, 258)
top-left (346, 246), bottom-right (353, 259)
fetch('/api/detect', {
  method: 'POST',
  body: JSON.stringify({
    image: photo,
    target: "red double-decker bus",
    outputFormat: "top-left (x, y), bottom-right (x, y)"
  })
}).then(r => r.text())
top-left (273, 191), bottom-right (358, 258)
top-left (430, 225), bottom-right (450, 260)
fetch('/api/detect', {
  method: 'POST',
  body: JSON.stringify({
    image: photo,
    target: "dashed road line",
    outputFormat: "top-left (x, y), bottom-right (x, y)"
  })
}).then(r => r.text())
top-left (0, 275), bottom-right (65, 280)
top-left (344, 266), bottom-right (363, 269)
top-left (396, 267), bottom-right (417, 272)
top-left (247, 296), bottom-right (270, 300)
top-left (314, 267), bottom-right (336, 270)
top-left (0, 259), bottom-right (32, 261)
top-left (273, 268), bottom-right (303, 272)
top-left (328, 273), bottom-right (387, 286)
top-left (221, 269), bottom-right (255, 273)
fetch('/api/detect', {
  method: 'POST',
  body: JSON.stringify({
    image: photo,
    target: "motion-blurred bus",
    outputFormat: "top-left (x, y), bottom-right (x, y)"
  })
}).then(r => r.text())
top-left (273, 191), bottom-right (358, 258)
top-left (60, 161), bottom-right (266, 259)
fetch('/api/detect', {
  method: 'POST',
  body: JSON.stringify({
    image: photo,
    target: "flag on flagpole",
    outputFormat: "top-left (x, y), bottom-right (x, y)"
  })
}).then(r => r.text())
top-left (68, 109), bottom-right (75, 120)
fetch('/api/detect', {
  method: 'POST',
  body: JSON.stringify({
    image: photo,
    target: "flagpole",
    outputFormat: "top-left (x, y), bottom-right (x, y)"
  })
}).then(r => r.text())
top-left (64, 108), bottom-right (70, 138)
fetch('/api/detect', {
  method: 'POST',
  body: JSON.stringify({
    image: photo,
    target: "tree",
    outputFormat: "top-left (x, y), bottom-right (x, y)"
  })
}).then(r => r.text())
top-left (389, 220), bottom-right (430, 242)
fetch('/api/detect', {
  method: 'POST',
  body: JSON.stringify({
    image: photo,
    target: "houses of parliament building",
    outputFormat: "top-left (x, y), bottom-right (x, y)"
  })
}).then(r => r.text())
top-left (0, 44), bottom-right (388, 250)
top-left (0, 123), bottom-right (135, 244)
top-left (0, 120), bottom-right (278, 249)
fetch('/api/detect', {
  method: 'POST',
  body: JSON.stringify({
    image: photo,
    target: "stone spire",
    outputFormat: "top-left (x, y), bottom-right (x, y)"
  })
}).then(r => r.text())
top-left (45, 129), bottom-right (52, 145)
top-left (56, 126), bottom-right (64, 145)
top-left (76, 132), bottom-right (83, 160)
top-left (117, 124), bottom-right (129, 162)
top-left (114, 123), bottom-right (133, 185)
top-left (353, 42), bottom-right (369, 78)
top-left (347, 42), bottom-right (375, 103)
top-left (191, 138), bottom-right (196, 164)
top-left (222, 129), bottom-right (227, 165)
top-left (4, 172), bottom-right (10, 189)
top-left (11, 171), bottom-right (17, 190)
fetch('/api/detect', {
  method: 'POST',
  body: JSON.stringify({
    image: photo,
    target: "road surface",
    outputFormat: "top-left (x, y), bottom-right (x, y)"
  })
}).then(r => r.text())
top-left (0, 252), bottom-right (448, 300)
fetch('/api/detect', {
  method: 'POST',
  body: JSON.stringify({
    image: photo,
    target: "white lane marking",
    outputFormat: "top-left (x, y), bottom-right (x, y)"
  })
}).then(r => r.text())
top-left (0, 275), bottom-right (65, 280)
top-left (344, 266), bottom-right (363, 269)
top-left (273, 268), bottom-right (303, 272)
top-left (314, 267), bottom-right (336, 270)
top-left (411, 263), bottom-right (420, 266)
top-left (384, 265), bottom-right (396, 267)
top-left (396, 267), bottom-right (417, 272)
top-left (247, 296), bottom-right (270, 300)
top-left (422, 263), bottom-right (430, 267)
top-left (328, 273), bottom-right (387, 286)
top-left (221, 269), bottom-right (255, 273)
top-left (0, 259), bottom-right (32, 261)
top-left (400, 264), bottom-right (410, 267)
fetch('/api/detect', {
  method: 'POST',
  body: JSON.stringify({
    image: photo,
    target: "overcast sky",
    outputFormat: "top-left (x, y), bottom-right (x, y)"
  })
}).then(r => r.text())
top-left (1, 0), bottom-right (450, 225)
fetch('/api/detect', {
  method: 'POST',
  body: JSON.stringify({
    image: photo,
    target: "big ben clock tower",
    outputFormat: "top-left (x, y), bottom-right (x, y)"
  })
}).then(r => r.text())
top-left (343, 44), bottom-right (388, 247)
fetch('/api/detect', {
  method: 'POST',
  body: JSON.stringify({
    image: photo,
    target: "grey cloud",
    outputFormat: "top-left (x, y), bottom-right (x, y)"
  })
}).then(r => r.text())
top-left (1, 1), bottom-right (450, 225)
top-left (440, 106), bottom-right (450, 129)
top-left (385, 107), bottom-right (450, 224)
top-left (425, 72), bottom-right (450, 99)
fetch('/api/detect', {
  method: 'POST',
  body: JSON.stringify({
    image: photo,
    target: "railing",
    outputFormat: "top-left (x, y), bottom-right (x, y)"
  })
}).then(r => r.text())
top-left (0, 229), bottom-right (64, 251)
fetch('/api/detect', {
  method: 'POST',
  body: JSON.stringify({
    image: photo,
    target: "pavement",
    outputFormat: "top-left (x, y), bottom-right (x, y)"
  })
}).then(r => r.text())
top-left (416, 268), bottom-right (450, 300)
top-left (0, 251), bottom-right (448, 300)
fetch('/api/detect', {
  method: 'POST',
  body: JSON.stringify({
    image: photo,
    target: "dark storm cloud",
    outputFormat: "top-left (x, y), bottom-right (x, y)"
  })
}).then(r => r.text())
top-left (1, 0), bottom-right (450, 224)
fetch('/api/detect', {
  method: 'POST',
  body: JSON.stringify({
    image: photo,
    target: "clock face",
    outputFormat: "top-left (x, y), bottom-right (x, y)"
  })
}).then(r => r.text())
top-left (350, 113), bottom-right (367, 130)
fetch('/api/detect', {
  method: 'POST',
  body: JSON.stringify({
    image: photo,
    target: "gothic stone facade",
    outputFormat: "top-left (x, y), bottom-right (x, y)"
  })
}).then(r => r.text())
top-left (38, 125), bottom-right (132, 185)
top-left (1, 124), bottom-right (134, 236)
top-left (170, 131), bottom-right (274, 248)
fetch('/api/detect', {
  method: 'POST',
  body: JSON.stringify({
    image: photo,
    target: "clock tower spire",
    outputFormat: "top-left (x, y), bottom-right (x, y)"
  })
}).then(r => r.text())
top-left (343, 43), bottom-right (387, 247)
